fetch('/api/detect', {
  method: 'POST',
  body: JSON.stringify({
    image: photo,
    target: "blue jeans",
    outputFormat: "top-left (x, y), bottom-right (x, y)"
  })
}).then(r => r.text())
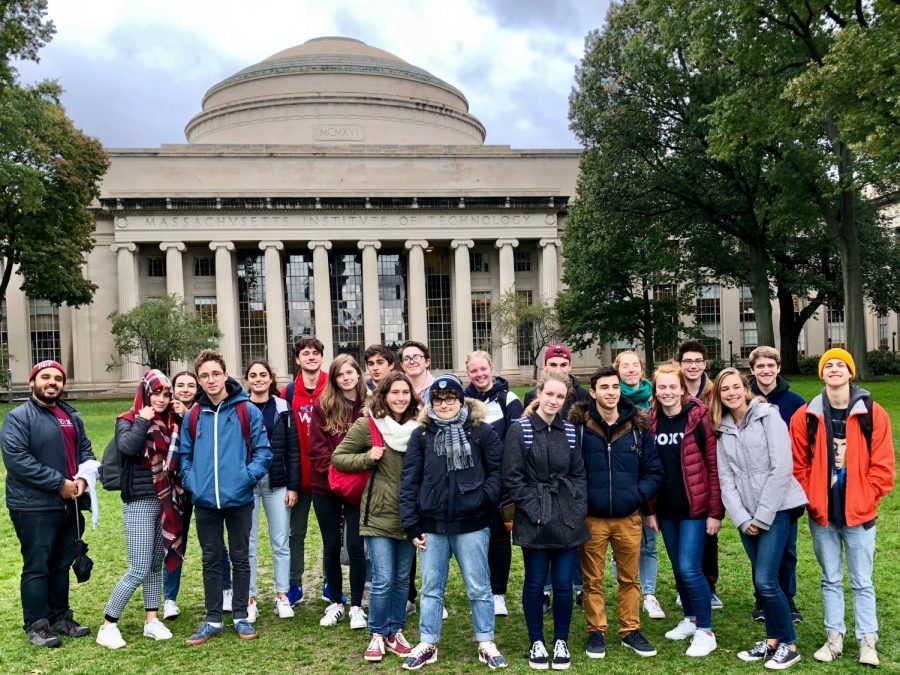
top-left (639, 523), bottom-right (658, 595)
top-left (754, 519), bottom-right (798, 604)
top-left (809, 519), bottom-right (878, 640)
top-left (248, 475), bottom-right (291, 596)
top-left (367, 536), bottom-right (414, 637)
top-left (739, 511), bottom-right (796, 644)
top-left (659, 517), bottom-right (711, 630)
top-left (163, 497), bottom-right (232, 600)
top-left (419, 528), bottom-right (493, 644)
top-left (543, 564), bottom-right (583, 594)
top-left (524, 546), bottom-right (579, 643)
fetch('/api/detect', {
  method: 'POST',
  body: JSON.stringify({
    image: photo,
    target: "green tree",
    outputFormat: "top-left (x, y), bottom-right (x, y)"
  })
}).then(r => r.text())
top-left (108, 295), bottom-right (222, 372)
top-left (490, 291), bottom-right (562, 381)
top-left (0, 0), bottom-right (109, 308)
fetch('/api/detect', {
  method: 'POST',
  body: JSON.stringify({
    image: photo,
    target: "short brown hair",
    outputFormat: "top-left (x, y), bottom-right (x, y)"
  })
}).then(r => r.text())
top-left (293, 336), bottom-right (324, 358)
top-left (677, 339), bottom-right (707, 362)
top-left (748, 346), bottom-right (781, 368)
top-left (369, 371), bottom-right (420, 423)
top-left (364, 344), bottom-right (396, 366)
top-left (195, 349), bottom-right (226, 374)
top-left (400, 340), bottom-right (430, 361)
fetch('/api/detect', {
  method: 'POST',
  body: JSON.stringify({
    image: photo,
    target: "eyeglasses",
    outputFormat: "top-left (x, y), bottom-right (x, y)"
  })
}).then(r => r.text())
top-left (432, 396), bottom-right (459, 406)
top-left (198, 371), bottom-right (225, 381)
top-left (680, 358), bottom-right (705, 366)
top-left (402, 354), bottom-right (425, 364)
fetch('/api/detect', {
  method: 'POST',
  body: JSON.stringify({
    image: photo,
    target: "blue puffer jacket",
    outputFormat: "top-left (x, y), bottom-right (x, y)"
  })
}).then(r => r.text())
top-left (569, 400), bottom-right (663, 519)
top-left (179, 378), bottom-right (273, 509)
top-left (2, 398), bottom-right (95, 511)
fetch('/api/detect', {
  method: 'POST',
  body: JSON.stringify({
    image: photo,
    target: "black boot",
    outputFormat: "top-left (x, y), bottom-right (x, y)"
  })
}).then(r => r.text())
top-left (25, 619), bottom-right (62, 648)
top-left (49, 610), bottom-right (91, 638)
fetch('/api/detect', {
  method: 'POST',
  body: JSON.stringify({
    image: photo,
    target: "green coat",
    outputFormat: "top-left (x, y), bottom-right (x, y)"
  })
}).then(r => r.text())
top-left (331, 416), bottom-right (408, 539)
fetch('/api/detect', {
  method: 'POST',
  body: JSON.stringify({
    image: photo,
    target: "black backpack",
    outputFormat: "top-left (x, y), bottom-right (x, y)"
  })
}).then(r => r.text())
top-left (806, 397), bottom-right (874, 461)
top-left (99, 435), bottom-right (122, 491)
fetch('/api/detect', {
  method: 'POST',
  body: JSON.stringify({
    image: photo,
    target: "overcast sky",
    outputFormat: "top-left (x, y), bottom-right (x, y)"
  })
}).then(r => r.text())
top-left (15, 0), bottom-right (611, 150)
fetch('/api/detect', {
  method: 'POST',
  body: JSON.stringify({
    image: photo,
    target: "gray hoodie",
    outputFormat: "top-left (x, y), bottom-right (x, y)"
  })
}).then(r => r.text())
top-left (716, 398), bottom-right (807, 533)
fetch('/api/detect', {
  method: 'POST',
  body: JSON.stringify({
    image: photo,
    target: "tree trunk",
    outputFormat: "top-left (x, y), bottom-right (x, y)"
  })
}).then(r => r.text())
top-left (838, 190), bottom-right (870, 378)
top-left (776, 285), bottom-right (801, 374)
top-left (748, 246), bottom-right (776, 347)
top-left (642, 286), bottom-right (656, 372)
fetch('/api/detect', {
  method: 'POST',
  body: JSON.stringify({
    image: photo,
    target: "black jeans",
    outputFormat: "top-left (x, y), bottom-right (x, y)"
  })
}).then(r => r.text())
top-left (194, 503), bottom-right (253, 622)
top-left (703, 532), bottom-right (719, 593)
top-left (312, 493), bottom-right (366, 606)
top-left (488, 507), bottom-right (512, 595)
top-left (9, 504), bottom-right (83, 629)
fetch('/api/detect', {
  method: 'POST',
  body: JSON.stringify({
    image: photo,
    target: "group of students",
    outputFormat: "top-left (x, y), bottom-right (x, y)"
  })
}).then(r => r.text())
top-left (1, 337), bottom-right (894, 671)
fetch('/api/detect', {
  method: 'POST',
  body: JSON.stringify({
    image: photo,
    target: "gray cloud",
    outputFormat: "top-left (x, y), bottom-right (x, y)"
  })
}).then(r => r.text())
top-left (474, 0), bottom-right (608, 32)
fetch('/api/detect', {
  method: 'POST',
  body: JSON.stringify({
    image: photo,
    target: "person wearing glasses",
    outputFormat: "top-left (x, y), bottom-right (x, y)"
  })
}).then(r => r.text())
top-left (400, 341), bottom-right (435, 405)
top-left (179, 350), bottom-right (273, 645)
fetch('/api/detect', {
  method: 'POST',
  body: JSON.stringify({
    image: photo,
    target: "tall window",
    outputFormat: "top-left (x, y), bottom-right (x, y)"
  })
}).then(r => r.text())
top-left (147, 256), bottom-right (166, 278)
top-left (194, 256), bottom-right (215, 277)
top-left (827, 307), bottom-right (845, 349)
top-left (514, 250), bottom-right (532, 272)
top-left (472, 291), bottom-right (492, 352)
top-left (378, 251), bottom-right (407, 349)
top-left (696, 284), bottom-right (722, 360)
top-left (285, 251), bottom-right (315, 362)
top-left (878, 313), bottom-right (889, 350)
top-left (425, 252), bottom-right (452, 370)
top-left (237, 251), bottom-right (268, 372)
top-left (331, 251), bottom-right (364, 364)
top-left (470, 251), bottom-right (490, 273)
top-left (29, 298), bottom-right (61, 363)
top-left (516, 290), bottom-right (535, 367)
top-left (653, 284), bottom-right (677, 363)
top-left (194, 296), bottom-right (218, 324)
top-left (739, 286), bottom-right (758, 358)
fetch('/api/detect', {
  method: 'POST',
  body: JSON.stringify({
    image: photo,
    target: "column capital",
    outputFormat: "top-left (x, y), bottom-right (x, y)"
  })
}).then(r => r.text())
top-left (110, 242), bottom-right (138, 253)
top-left (357, 240), bottom-right (382, 251)
top-left (307, 240), bottom-right (333, 251)
top-left (539, 238), bottom-right (562, 248)
top-left (450, 239), bottom-right (474, 249)
top-left (495, 238), bottom-right (520, 249)
top-left (404, 239), bottom-right (429, 250)
top-left (209, 241), bottom-right (235, 252)
top-left (159, 242), bottom-right (186, 253)
top-left (258, 240), bottom-right (284, 251)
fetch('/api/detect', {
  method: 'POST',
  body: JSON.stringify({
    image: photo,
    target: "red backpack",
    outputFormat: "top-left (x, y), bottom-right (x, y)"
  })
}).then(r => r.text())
top-left (185, 402), bottom-right (253, 464)
top-left (328, 417), bottom-right (382, 506)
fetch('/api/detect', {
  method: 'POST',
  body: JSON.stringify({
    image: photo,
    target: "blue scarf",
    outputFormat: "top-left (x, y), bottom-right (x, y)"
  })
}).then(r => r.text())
top-left (427, 404), bottom-right (473, 471)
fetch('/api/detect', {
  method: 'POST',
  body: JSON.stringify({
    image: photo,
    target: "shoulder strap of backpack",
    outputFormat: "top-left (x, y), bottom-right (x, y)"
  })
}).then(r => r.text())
top-left (518, 416), bottom-right (533, 450)
top-left (236, 401), bottom-right (253, 464)
top-left (806, 413), bottom-right (819, 462)
top-left (693, 418), bottom-right (705, 452)
top-left (633, 425), bottom-right (642, 458)
top-left (564, 421), bottom-right (577, 452)
top-left (368, 416), bottom-right (384, 447)
top-left (861, 396), bottom-right (874, 453)
top-left (188, 404), bottom-right (201, 443)
top-left (285, 382), bottom-right (296, 409)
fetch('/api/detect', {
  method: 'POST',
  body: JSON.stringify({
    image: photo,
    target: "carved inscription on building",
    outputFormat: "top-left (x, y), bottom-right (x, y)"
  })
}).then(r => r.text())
top-left (116, 213), bottom-right (540, 230)
top-left (316, 125), bottom-right (365, 141)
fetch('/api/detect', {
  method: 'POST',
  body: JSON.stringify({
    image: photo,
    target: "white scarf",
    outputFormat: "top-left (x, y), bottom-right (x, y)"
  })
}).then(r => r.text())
top-left (372, 416), bottom-right (419, 454)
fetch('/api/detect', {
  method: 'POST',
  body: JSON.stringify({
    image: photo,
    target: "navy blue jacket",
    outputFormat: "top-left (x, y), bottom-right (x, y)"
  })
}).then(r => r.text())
top-left (2, 398), bottom-right (95, 511)
top-left (569, 400), bottom-right (663, 519)
top-left (400, 399), bottom-right (503, 540)
top-left (750, 376), bottom-right (805, 428)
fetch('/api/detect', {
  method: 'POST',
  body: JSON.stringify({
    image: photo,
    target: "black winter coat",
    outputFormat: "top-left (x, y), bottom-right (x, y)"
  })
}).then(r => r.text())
top-left (400, 399), bottom-right (503, 540)
top-left (569, 400), bottom-right (663, 519)
top-left (115, 417), bottom-right (161, 503)
top-left (503, 412), bottom-right (589, 549)
top-left (265, 397), bottom-right (301, 491)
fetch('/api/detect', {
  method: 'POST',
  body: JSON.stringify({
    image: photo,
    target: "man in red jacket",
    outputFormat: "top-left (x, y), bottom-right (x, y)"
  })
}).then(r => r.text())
top-left (281, 336), bottom-right (328, 606)
top-left (790, 348), bottom-right (895, 668)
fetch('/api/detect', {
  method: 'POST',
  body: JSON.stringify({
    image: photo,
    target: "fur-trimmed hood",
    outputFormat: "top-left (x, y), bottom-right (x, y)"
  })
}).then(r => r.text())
top-left (417, 397), bottom-right (488, 426)
top-left (568, 399), bottom-right (649, 432)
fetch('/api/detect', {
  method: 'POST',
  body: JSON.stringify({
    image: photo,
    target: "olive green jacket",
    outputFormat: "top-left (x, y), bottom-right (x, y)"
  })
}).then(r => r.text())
top-left (331, 416), bottom-right (408, 539)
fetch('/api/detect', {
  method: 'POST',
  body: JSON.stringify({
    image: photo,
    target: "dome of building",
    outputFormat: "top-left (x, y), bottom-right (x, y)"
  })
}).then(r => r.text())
top-left (185, 36), bottom-right (486, 146)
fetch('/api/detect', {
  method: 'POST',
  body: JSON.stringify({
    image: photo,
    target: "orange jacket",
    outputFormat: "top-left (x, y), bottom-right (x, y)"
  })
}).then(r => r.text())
top-left (790, 390), bottom-right (895, 527)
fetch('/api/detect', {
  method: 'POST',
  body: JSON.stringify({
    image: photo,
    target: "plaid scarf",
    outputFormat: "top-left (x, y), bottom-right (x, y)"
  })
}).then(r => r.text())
top-left (427, 403), bottom-right (474, 471)
top-left (118, 369), bottom-right (185, 572)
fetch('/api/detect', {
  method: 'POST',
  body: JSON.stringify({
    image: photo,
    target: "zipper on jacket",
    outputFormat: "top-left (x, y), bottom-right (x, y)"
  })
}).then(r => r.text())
top-left (213, 406), bottom-right (221, 509)
top-left (608, 433), bottom-right (613, 516)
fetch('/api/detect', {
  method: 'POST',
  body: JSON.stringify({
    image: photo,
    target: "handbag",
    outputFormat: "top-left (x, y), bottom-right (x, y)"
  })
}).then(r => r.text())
top-left (328, 417), bottom-right (382, 506)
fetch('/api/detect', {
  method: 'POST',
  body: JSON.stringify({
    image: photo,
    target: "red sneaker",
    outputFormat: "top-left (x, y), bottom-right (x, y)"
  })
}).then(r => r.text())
top-left (365, 633), bottom-right (385, 662)
top-left (386, 630), bottom-right (413, 656)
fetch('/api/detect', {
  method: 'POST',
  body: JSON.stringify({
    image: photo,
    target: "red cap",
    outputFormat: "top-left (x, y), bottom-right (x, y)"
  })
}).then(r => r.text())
top-left (29, 360), bottom-right (67, 383)
top-left (544, 344), bottom-right (572, 363)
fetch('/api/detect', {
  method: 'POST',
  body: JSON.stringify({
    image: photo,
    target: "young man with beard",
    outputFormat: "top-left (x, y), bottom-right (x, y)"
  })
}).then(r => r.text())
top-left (281, 337), bottom-right (329, 606)
top-left (570, 366), bottom-right (663, 661)
top-left (2, 361), bottom-right (95, 648)
top-left (748, 346), bottom-right (805, 624)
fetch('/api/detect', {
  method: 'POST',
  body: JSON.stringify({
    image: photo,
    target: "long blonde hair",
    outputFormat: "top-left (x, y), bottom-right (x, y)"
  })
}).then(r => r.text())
top-left (709, 367), bottom-right (763, 431)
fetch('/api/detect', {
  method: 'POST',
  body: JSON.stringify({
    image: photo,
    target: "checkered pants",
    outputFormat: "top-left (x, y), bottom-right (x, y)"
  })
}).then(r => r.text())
top-left (104, 498), bottom-right (165, 619)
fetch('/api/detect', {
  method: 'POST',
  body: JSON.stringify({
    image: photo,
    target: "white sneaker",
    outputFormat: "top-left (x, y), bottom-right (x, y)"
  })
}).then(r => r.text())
top-left (246, 597), bottom-right (258, 624)
top-left (710, 592), bottom-right (724, 609)
top-left (274, 595), bottom-right (295, 619)
top-left (813, 630), bottom-right (843, 662)
top-left (493, 594), bottom-right (509, 617)
top-left (442, 606), bottom-right (449, 620)
top-left (222, 588), bottom-right (233, 613)
top-left (406, 600), bottom-right (417, 615)
top-left (96, 623), bottom-right (126, 649)
top-left (665, 618), bottom-right (697, 641)
top-left (686, 630), bottom-right (717, 657)
top-left (143, 618), bottom-right (172, 641)
top-left (319, 602), bottom-right (345, 627)
top-left (643, 594), bottom-right (665, 619)
top-left (162, 599), bottom-right (180, 620)
top-left (349, 606), bottom-right (367, 630)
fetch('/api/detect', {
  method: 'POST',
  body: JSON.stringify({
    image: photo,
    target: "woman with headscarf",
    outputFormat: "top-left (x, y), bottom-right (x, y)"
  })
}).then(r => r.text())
top-left (97, 370), bottom-right (184, 649)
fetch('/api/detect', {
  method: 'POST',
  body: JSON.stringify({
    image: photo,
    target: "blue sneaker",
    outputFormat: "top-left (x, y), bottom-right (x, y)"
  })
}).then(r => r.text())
top-left (186, 622), bottom-right (223, 646)
top-left (287, 583), bottom-right (304, 607)
top-left (234, 620), bottom-right (258, 640)
top-left (322, 583), bottom-right (348, 604)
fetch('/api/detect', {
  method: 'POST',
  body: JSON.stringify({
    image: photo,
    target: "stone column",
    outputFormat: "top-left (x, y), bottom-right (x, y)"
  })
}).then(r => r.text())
top-left (3, 264), bottom-right (30, 383)
top-left (111, 242), bottom-right (141, 382)
top-left (209, 241), bottom-right (239, 374)
top-left (451, 240), bottom-right (474, 372)
top-left (358, 240), bottom-right (382, 349)
top-left (404, 240), bottom-right (429, 343)
top-left (259, 241), bottom-right (288, 378)
top-left (539, 238), bottom-right (561, 302)
top-left (308, 241), bottom-right (334, 363)
top-left (159, 242), bottom-right (186, 299)
top-left (70, 265), bottom-right (94, 383)
top-left (496, 238), bottom-right (520, 373)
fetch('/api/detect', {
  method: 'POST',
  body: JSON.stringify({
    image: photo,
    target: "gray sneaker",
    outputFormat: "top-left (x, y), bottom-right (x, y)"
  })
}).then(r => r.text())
top-left (234, 619), bottom-right (258, 640)
top-left (49, 610), bottom-right (90, 638)
top-left (26, 619), bottom-right (62, 648)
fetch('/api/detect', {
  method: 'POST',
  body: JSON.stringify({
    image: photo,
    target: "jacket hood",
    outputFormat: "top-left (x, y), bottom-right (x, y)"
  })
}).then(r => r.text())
top-left (464, 376), bottom-right (510, 400)
top-left (195, 376), bottom-right (248, 408)
top-left (806, 384), bottom-right (871, 418)
top-left (717, 397), bottom-right (768, 435)
top-left (292, 370), bottom-right (328, 398)
top-left (417, 397), bottom-right (488, 427)
top-left (750, 374), bottom-right (790, 397)
top-left (568, 399), bottom-right (648, 432)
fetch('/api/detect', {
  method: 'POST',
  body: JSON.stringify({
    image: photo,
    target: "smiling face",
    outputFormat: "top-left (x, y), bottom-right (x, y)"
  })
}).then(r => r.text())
top-left (654, 372), bottom-right (684, 414)
top-left (432, 392), bottom-right (463, 420)
top-left (31, 368), bottom-right (65, 404)
top-left (679, 351), bottom-right (706, 384)
top-left (466, 357), bottom-right (493, 392)
top-left (295, 347), bottom-right (323, 375)
top-left (590, 375), bottom-right (621, 413)
top-left (246, 363), bottom-right (273, 396)
top-left (538, 379), bottom-right (568, 419)
top-left (173, 374), bottom-right (198, 404)
top-left (366, 355), bottom-right (391, 385)
top-left (616, 353), bottom-right (643, 387)
top-left (751, 356), bottom-right (780, 391)
top-left (385, 380), bottom-right (412, 418)
top-left (718, 373), bottom-right (748, 414)
top-left (336, 362), bottom-right (360, 393)
top-left (149, 388), bottom-right (172, 414)
top-left (401, 346), bottom-right (430, 377)
top-left (822, 358), bottom-right (852, 388)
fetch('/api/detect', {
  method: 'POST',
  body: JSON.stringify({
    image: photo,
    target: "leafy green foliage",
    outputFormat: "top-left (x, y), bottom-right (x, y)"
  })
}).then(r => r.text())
top-left (490, 291), bottom-right (561, 380)
top-left (107, 295), bottom-right (222, 372)
top-left (0, 0), bottom-right (55, 85)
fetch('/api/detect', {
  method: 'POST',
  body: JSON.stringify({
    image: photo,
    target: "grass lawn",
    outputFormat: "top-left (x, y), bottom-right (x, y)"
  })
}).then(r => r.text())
top-left (0, 376), bottom-right (898, 673)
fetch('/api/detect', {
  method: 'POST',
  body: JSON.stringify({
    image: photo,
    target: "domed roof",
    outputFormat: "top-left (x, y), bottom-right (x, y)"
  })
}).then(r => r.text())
top-left (185, 37), bottom-right (485, 146)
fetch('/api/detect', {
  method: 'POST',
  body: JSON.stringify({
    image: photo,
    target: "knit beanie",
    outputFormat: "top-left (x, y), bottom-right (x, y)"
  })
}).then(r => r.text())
top-left (818, 348), bottom-right (856, 379)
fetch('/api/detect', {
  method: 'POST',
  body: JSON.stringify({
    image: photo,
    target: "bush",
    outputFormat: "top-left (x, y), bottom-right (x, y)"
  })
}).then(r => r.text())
top-left (867, 349), bottom-right (900, 376)
top-left (798, 354), bottom-right (821, 376)
top-left (707, 358), bottom-right (727, 380)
